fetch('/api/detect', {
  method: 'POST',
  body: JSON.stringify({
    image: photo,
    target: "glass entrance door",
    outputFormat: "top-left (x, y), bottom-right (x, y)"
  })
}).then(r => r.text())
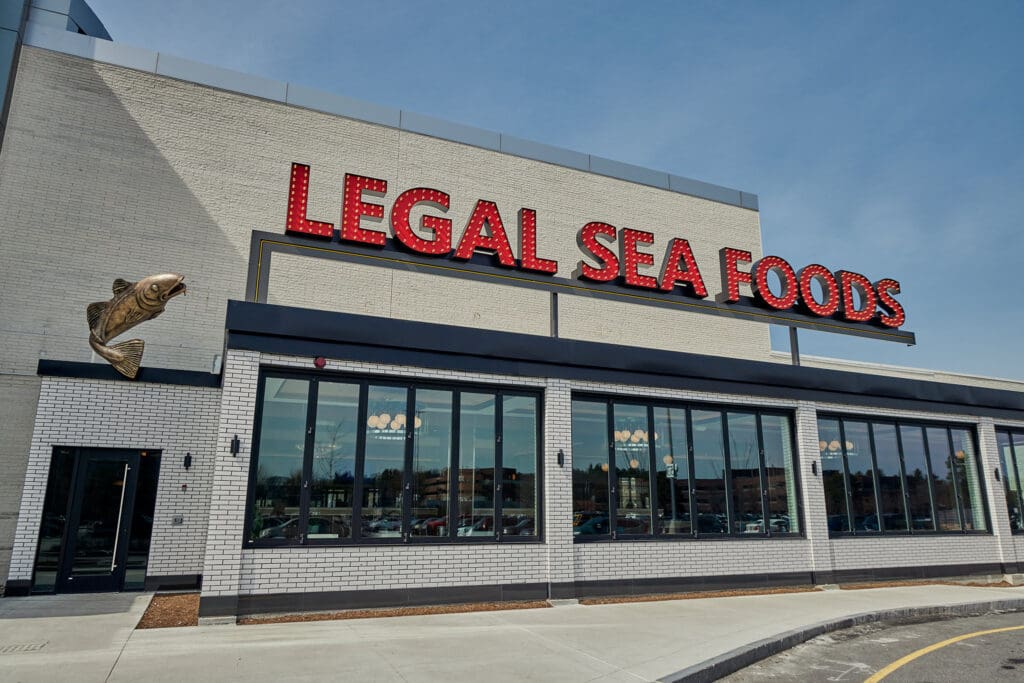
top-left (56, 451), bottom-right (140, 593)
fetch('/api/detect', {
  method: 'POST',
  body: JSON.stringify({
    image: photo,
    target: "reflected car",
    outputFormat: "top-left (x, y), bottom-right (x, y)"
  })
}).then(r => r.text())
top-left (695, 514), bottom-right (726, 533)
top-left (573, 515), bottom-right (648, 536)
top-left (260, 516), bottom-right (349, 539)
top-left (457, 516), bottom-right (520, 536)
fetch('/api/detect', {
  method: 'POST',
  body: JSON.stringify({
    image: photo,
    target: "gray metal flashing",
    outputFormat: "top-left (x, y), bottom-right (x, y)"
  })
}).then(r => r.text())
top-left (21, 23), bottom-right (759, 211)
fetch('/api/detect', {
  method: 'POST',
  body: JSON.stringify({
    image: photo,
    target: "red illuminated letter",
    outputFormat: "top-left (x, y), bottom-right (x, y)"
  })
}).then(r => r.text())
top-left (797, 264), bottom-right (840, 317)
top-left (573, 222), bottom-right (619, 282)
top-left (453, 200), bottom-right (516, 267)
top-left (390, 188), bottom-right (452, 255)
top-left (837, 270), bottom-right (878, 322)
top-left (717, 248), bottom-right (753, 303)
top-left (620, 229), bottom-right (658, 289)
top-left (518, 208), bottom-right (558, 274)
top-left (341, 173), bottom-right (388, 246)
top-left (875, 278), bottom-right (906, 328)
top-left (285, 163), bottom-right (334, 238)
top-left (752, 256), bottom-right (799, 310)
top-left (659, 238), bottom-right (707, 297)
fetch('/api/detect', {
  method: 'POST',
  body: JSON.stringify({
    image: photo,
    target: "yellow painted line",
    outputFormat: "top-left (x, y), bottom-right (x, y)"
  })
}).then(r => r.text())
top-left (864, 623), bottom-right (1024, 682)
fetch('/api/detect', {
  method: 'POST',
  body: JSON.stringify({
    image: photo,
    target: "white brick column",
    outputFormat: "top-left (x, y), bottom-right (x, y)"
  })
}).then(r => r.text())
top-left (976, 418), bottom-right (1019, 571)
top-left (795, 401), bottom-right (832, 582)
top-left (200, 350), bottom-right (260, 607)
top-left (543, 379), bottom-right (574, 596)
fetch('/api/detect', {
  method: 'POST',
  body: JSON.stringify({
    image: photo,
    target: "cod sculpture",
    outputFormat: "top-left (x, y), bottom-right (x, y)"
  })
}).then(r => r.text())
top-left (86, 273), bottom-right (187, 379)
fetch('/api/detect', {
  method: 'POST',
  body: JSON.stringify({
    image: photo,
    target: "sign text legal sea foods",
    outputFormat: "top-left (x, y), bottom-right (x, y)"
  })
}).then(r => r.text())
top-left (283, 163), bottom-right (905, 329)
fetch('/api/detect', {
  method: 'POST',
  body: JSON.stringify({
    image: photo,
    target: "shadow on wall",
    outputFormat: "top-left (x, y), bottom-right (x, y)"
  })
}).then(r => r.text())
top-left (0, 47), bottom-right (251, 376)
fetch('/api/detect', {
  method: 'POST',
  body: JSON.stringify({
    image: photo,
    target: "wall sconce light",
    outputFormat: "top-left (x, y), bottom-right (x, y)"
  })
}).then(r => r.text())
top-left (811, 461), bottom-right (818, 476)
top-left (995, 467), bottom-right (1001, 482)
top-left (557, 449), bottom-right (564, 468)
top-left (183, 452), bottom-right (192, 470)
top-left (230, 435), bottom-right (240, 456)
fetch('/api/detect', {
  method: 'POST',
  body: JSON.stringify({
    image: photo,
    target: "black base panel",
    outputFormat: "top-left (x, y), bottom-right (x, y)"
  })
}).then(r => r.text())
top-left (144, 574), bottom-right (202, 591)
top-left (2, 580), bottom-right (31, 597)
top-left (202, 582), bottom-right (551, 618)
top-left (570, 571), bottom-right (813, 599)
top-left (198, 562), bottom-right (1021, 617)
top-left (819, 562), bottom-right (1008, 584)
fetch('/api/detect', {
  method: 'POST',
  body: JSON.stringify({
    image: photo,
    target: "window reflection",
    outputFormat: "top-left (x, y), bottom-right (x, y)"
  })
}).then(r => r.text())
top-left (997, 430), bottom-right (1022, 532)
top-left (251, 378), bottom-right (309, 542)
top-left (819, 418), bottom-right (848, 533)
top-left (653, 407), bottom-right (690, 535)
top-left (247, 376), bottom-right (543, 546)
top-left (612, 404), bottom-right (651, 535)
top-left (309, 381), bottom-right (359, 540)
top-left (819, 416), bottom-right (988, 536)
top-left (410, 390), bottom-right (453, 537)
top-left (570, 400), bottom-right (798, 539)
top-left (502, 396), bottom-right (538, 537)
top-left (458, 392), bottom-right (495, 537)
top-left (362, 385), bottom-right (407, 538)
top-left (844, 422), bottom-right (878, 532)
top-left (727, 413), bottom-right (762, 534)
top-left (691, 410), bottom-right (729, 535)
top-left (762, 414), bottom-right (798, 534)
top-left (572, 400), bottom-right (610, 537)
top-left (872, 424), bottom-right (908, 531)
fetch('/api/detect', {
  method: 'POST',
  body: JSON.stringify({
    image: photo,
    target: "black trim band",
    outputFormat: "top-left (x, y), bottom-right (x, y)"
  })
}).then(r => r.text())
top-left (818, 562), bottom-right (1013, 584)
top-left (2, 580), bottom-right (31, 597)
top-left (37, 360), bottom-right (221, 388)
top-left (201, 582), bottom-right (550, 618)
top-left (144, 574), bottom-right (202, 591)
top-left (224, 300), bottom-right (1024, 420)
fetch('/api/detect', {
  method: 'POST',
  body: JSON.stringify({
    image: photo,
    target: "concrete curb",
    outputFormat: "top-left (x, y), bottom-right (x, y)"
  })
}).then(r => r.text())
top-left (659, 598), bottom-right (1024, 682)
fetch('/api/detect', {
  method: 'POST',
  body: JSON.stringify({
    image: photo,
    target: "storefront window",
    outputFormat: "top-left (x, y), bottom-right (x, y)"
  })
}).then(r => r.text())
top-left (410, 389), bottom-right (452, 537)
top-left (692, 410), bottom-right (729, 535)
top-left (761, 414), bottom-right (799, 534)
top-left (309, 381), bottom-right (359, 540)
top-left (572, 397), bottom-right (799, 539)
top-left (996, 429), bottom-right (1024, 533)
top-left (613, 404), bottom-right (652, 535)
top-left (249, 378), bottom-right (309, 543)
top-left (502, 395), bottom-right (539, 537)
top-left (572, 400), bottom-right (611, 537)
top-left (653, 407), bottom-right (690, 535)
top-left (247, 373), bottom-right (541, 546)
top-left (458, 392), bottom-right (496, 537)
top-left (818, 415), bottom-right (988, 536)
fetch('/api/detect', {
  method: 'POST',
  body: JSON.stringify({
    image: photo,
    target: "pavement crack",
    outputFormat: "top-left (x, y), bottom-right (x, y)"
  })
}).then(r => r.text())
top-left (103, 629), bottom-right (134, 682)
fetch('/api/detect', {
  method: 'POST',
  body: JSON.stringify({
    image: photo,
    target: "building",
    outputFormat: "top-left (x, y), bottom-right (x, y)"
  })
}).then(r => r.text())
top-left (1, 1), bottom-right (1022, 620)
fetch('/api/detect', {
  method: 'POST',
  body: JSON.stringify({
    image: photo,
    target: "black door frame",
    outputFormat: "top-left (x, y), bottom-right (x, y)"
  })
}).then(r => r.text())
top-left (55, 448), bottom-right (141, 593)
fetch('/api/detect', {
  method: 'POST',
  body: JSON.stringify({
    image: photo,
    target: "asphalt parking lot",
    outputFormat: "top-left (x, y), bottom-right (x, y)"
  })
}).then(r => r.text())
top-left (723, 610), bottom-right (1024, 682)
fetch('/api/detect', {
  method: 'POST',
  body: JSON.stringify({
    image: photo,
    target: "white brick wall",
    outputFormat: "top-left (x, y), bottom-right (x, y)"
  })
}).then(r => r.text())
top-left (195, 350), bottom-right (1022, 604)
top-left (7, 377), bottom-right (220, 583)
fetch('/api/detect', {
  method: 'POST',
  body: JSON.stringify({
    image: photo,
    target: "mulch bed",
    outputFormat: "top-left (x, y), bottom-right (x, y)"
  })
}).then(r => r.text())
top-left (137, 592), bottom-right (199, 629)
top-left (136, 579), bottom-right (1018, 629)
top-left (238, 600), bottom-right (551, 625)
top-left (579, 585), bottom-right (817, 605)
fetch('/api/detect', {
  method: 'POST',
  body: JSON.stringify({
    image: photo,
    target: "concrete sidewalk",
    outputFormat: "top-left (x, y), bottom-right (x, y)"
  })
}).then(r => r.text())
top-left (1, 585), bottom-right (1022, 682)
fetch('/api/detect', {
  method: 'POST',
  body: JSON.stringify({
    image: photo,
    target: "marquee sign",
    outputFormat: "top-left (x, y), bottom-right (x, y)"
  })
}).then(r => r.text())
top-left (254, 162), bottom-right (913, 343)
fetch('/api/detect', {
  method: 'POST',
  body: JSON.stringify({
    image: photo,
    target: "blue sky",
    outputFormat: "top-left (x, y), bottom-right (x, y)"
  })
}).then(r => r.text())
top-left (86, 1), bottom-right (1024, 379)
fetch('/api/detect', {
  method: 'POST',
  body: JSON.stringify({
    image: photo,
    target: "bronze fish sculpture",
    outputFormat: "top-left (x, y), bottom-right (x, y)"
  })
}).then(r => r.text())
top-left (86, 274), bottom-right (187, 379)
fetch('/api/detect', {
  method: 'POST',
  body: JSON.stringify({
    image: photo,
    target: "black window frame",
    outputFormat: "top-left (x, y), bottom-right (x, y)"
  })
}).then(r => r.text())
top-left (995, 426), bottom-right (1024, 535)
top-left (244, 368), bottom-right (544, 548)
top-left (818, 413), bottom-right (990, 537)
top-left (571, 392), bottom-right (804, 542)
